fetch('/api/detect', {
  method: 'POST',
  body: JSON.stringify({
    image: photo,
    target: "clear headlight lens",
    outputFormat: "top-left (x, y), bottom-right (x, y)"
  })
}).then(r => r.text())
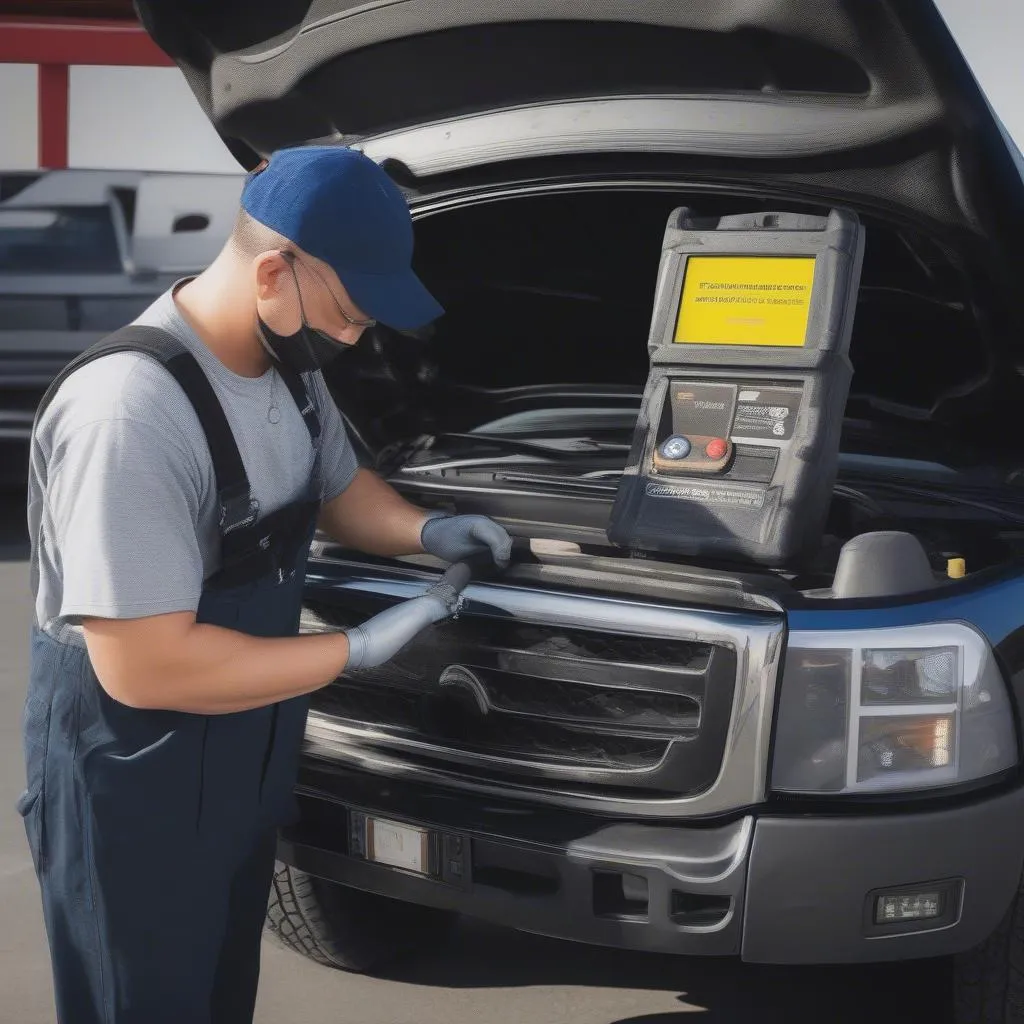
top-left (861, 647), bottom-right (958, 704)
top-left (770, 622), bottom-right (1017, 795)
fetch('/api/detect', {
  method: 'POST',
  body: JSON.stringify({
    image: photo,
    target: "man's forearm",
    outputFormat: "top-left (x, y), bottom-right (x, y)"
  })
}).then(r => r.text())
top-left (83, 613), bottom-right (352, 715)
top-left (318, 467), bottom-right (431, 556)
top-left (148, 625), bottom-right (351, 713)
top-left (83, 581), bottom-right (461, 715)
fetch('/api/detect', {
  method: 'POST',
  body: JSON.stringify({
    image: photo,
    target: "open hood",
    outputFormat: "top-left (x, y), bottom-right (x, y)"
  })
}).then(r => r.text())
top-left (123, 2), bottom-right (967, 160)
top-left (4, 0), bottom-right (1003, 244)
top-left (6, 4), bottom-right (1018, 212)
top-left (11, 1), bottom-right (1021, 348)
top-left (119, 0), bottom-right (1024, 389)
top-left (116, 2), bottom-right (1021, 236)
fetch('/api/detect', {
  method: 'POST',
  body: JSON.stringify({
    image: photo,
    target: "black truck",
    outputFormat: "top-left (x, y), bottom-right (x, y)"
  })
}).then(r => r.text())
top-left (91, 1), bottom-right (1024, 1019)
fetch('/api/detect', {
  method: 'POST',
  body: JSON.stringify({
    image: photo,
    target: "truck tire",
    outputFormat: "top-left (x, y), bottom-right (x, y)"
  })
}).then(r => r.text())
top-left (266, 862), bottom-right (458, 973)
top-left (954, 874), bottom-right (1024, 1022)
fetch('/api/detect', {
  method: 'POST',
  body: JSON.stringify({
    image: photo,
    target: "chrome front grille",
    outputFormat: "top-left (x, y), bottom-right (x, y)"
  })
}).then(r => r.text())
top-left (299, 559), bottom-right (786, 815)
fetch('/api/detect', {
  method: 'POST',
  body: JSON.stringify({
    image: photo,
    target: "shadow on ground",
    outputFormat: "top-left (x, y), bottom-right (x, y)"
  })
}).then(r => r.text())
top-left (362, 918), bottom-right (954, 1023)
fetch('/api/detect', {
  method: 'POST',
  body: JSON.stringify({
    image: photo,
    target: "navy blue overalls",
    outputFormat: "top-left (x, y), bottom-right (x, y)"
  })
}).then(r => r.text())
top-left (18, 325), bottom-right (324, 1024)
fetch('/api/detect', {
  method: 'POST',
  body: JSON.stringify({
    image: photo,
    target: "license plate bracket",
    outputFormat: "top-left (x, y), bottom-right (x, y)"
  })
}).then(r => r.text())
top-left (366, 816), bottom-right (433, 877)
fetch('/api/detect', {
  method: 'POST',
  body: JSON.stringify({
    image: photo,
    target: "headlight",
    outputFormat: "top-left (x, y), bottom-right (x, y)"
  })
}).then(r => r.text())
top-left (770, 622), bottom-right (1018, 795)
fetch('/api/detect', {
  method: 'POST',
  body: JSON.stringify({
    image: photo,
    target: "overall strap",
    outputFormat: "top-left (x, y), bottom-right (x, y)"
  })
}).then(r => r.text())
top-left (274, 362), bottom-right (321, 443)
top-left (272, 362), bottom-right (324, 503)
top-left (35, 325), bottom-right (259, 534)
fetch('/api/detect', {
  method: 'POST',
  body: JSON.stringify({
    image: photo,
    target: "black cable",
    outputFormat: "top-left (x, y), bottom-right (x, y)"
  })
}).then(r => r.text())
top-left (832, 484), bottom-right (887, 518)
top-left (857, 479), bottom-right (1024, 526)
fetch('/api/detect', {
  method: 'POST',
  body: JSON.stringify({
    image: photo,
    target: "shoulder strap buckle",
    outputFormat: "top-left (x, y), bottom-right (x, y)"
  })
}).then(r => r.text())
top-left (218, 483), bottom-right (259, 535)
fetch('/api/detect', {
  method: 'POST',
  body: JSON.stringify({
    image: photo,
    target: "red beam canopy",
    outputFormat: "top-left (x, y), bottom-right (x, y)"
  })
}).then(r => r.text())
top-left (0, 9), bottom-right (176, 169)
top-left (0, 2), bottom-right (140, 14)
top-left (0, 14), bottom-right (175, 66)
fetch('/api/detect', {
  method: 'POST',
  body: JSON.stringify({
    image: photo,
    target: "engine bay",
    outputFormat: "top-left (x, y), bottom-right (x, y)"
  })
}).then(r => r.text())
top-left (319, 184), bottom-right (1024, 595)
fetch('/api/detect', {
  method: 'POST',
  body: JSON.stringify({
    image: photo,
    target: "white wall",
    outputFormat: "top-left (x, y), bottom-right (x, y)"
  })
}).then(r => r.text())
top-left (0, 65), bottom-right (39, 170)
top-left (68, 66), bottom-right (240, 173)
top-left (0, 64), bottom-right (240, 174)
top-left (933, 0), bottom-right (1024, 153)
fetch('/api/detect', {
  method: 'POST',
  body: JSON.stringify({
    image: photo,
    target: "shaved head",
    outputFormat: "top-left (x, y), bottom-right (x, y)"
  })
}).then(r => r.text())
top-left (227, 208), bottom-right (293, 262)
top-left (173, 202), bottom-right (374, 379)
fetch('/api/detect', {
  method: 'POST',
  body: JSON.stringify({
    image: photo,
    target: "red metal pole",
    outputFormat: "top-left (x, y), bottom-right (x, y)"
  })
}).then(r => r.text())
top-left (38, 62), bottom-right (69, 169)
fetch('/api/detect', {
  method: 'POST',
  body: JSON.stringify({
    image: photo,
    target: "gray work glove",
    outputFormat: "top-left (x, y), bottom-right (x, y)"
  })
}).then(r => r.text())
top-left (419, 511), bottom-right (512, 569)
top-left (344, 568), bottom-right (468, 672)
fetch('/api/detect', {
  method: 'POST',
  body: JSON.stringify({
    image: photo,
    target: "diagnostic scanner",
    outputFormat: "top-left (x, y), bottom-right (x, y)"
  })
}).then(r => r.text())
top-left (608, 207), bottom-right (865, 566)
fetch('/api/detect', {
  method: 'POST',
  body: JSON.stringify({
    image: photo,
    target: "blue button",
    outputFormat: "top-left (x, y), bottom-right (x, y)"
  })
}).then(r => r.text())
top-left (660, 435), bottom-right (691, 460)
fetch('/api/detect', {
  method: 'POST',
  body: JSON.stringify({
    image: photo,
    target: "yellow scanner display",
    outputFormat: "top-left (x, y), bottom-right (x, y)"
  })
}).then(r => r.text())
top-left (674, 255), bottom-right (816, 347)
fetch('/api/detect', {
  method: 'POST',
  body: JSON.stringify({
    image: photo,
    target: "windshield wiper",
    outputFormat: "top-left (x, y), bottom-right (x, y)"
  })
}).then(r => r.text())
top-left (435, 431), bottom-right (631, 457)
top-left (491, 470), bottom-right (620, 492)
top-left (401, 432), bottom-right (631, 473)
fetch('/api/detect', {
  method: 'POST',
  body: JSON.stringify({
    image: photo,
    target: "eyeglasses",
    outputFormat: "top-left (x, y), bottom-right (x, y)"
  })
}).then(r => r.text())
top-left (280, 250), bottom-right (377, 330)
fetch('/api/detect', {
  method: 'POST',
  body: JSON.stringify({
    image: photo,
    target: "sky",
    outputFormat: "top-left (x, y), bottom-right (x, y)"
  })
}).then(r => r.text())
top-left (932, 0), bottom-right (1024, 154)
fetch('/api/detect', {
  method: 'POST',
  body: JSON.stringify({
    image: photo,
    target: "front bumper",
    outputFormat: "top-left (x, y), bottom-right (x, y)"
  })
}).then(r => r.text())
top-left (278, 762), bottom-right (1024, 964)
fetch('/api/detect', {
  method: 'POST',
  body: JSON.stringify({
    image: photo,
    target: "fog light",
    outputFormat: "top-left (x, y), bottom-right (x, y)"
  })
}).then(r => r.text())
top-left (875, 891), bottom-right (943, 924)
top-left (866, 880), bottom-right (962, 934)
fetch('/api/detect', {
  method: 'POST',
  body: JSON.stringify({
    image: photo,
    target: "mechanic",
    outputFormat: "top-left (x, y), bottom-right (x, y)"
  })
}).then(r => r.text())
top-left (17, 145), bottom-right (511, 1024)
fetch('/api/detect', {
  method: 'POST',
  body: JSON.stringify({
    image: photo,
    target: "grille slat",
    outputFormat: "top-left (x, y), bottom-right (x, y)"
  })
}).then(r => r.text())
top-left (471, 620), bottom-right (713, 671)
top-left (449, 668), bottom-right (701, 731)
top-left (474, 638), bottom-right (710, 695)
top-left (316, 686), bottom-right (669, 772)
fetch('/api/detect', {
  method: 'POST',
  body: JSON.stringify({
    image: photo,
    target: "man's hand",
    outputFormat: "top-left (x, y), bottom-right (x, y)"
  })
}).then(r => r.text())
top-left (318, 468), bottom-right (513, 569)
top-left (345, 568), bottom-right (467, 671)
top-left (419, 512), bottom-right (512, 569)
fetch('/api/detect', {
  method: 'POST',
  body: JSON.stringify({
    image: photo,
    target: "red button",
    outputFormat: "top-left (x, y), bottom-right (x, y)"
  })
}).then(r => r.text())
top-left (705, 438), bottom-right (728, 460)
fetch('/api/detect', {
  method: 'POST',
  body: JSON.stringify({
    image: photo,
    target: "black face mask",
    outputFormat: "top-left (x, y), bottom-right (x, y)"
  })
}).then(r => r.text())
top-left (256, 315), bottom-right (352, 375)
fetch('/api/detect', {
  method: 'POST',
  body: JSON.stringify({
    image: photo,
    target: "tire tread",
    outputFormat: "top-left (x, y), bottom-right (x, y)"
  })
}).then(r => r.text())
top-left (955, 874), bottom-right (1024, 1023)
top-left (265, 862), bottom-right (456, 973)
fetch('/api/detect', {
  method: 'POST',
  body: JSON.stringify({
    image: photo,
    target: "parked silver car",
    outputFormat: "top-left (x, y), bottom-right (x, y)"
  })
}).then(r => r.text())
top-left (0, 168), bottom-right (243, 484)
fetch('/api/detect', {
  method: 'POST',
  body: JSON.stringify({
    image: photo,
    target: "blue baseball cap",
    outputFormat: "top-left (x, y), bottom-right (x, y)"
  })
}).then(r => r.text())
top-left (240, 145), bottom-right (443, 331)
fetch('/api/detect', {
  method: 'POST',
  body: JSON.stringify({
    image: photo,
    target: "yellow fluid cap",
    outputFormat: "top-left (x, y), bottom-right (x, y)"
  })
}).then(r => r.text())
top-left (947, 558), bottom-right (966, 579)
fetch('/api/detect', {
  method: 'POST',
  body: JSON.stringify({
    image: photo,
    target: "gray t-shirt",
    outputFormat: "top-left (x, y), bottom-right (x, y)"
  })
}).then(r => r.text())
top-left (27, 282), bottom-right (360, 644)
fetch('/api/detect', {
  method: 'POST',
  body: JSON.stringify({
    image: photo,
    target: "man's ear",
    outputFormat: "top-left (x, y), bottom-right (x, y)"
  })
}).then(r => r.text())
top-left (253, 250), bottom-right (290, 300)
